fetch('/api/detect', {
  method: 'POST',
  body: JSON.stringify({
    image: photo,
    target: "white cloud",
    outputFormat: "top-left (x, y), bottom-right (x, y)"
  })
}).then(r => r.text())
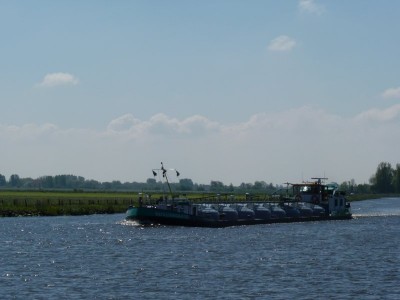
top-left (37, 72), bottom-right (79, 88)
top-left (298, 0), bottom-right (324, 15)
top-left (268, 35), bottom-right (296, 52)
top-left (106, 113), bottom-right (220, 137)
top-left (382, 87), bottom-right (400, 99)
top-left (1, 106), bottom-right (400, 185)
top-left (354, 104), bottom-right (400, 122)
top-left (107, 114), bottom-right (141, 131)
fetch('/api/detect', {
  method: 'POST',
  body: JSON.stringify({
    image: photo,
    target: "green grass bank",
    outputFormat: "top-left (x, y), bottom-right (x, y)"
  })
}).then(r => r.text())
top-left (0, 190), bottom-right (137, 217)
top-left (0, 190), bottom-right (397, 217)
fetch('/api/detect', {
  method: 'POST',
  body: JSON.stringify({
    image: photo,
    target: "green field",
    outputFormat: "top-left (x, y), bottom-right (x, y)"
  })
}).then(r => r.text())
top-left (0, 190), bottom-right (264, 217)
top-left (0, 190), bottom-right (394, 217)
top-left (0, 190), bottom-right (137, 216)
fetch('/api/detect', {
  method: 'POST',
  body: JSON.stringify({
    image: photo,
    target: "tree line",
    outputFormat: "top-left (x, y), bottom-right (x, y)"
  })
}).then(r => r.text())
top-left (0, 173), bottom-right (279, 194)
top-left (1, 161), bottom-right (399, 194)
top-left (369, 162), bottom-right (400, 193)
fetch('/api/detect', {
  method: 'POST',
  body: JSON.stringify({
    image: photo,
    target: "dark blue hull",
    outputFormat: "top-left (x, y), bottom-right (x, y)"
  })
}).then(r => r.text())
top-left (126, 207), bottom-right (352, 228)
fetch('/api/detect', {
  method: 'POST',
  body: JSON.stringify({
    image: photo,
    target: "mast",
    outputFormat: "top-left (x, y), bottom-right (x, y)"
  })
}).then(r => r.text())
top-left (161, 162), bottom-right (173, 195)
top-left (152, 162), bottom-right (180, 198)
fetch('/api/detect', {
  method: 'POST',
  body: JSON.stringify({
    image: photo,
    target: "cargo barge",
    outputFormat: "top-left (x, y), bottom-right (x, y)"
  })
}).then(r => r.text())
top-left (126, 163), bottom-right (352, 227)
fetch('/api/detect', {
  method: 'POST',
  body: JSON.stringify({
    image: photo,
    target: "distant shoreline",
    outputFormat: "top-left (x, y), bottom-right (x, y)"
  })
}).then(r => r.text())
top-left (347, 194), bottom-right (400, 202)
top-left (0, 190), bottom-right (135, 217)
top-left (0, 190), bottom-right (398, 217)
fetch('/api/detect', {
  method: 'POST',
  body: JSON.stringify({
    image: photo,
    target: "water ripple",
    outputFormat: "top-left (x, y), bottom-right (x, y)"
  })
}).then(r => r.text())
top-left (0, 200), bottom-right (399, 299)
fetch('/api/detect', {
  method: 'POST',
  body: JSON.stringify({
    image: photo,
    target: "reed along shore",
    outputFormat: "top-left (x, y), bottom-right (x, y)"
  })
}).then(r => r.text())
top-left (0, 190), bottom-right (392, 217)
top-left (0, 190), bottom-right (137, 217)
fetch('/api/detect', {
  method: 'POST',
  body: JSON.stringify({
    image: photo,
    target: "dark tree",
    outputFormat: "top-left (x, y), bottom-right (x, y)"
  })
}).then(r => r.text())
top-left (356, 183), bottom-right (371, 194)
top-left (54, 175), bottom-right (67, 188)
top-left (179, 178), bottom-right (194, 191)
top-left (9, 174), bottom-right (21, 187)
top-left (253, 181), bottom-right (267, 190)
top-left (39, 176), bottom-right (54, 188)
top-left (210, 180), bottom-right (224, 192)
top-left (392, 163), bottom-right (400, 193)
top-left (0, 174), bottom-right (6, 186)
top-left (370, 162), bottom-right (394, 193)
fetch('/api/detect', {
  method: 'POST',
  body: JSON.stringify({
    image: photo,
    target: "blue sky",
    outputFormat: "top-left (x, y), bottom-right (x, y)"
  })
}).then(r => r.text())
top-left (1, 0), bottom-right (400, 185)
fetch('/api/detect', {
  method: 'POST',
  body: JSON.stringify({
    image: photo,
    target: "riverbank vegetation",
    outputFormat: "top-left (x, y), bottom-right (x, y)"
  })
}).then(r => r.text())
top-left (1, 161), bottom-right (399, 216)
top-left (1, 162), bottom-right (400, 194)
top-left (0, 189), bottom-right (397, 217)
top-left (0, 191), bottom-right (135, 217)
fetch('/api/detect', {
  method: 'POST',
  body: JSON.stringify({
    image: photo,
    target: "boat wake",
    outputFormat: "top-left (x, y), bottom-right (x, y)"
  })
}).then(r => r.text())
top-left (350, 198), bottom-right (400, 218)
top-left (118, 219), bottom-right (142, 227)
top-left (352, 212), bottom-right (400, 218)
top-left (351, 199), bottom-right (400, 218)
top-left (118, 219), bottom-right (164, 227)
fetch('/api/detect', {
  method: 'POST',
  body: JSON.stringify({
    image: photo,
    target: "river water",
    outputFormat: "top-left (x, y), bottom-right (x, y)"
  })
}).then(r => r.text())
top-left (1, 198), bottom-right (399, 299)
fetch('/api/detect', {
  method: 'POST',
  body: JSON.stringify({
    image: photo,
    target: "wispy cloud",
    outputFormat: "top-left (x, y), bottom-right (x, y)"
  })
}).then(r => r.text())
top-left (355, 104), bottom-right (400, 122)
top-left (298, 0), bottom-right (324, 15)
top-left (107, 114), bottom-right (141, 132)
top-left (268, 35), bottom-right (296, 52)
top-left (382, 87), bottom-right (400, 99)
top-left (2, 106), bottom-right (400, 185)
top-left (37, 72), bottom-right (79, 88)
top-left (107, 113), bottom-right (220, 137)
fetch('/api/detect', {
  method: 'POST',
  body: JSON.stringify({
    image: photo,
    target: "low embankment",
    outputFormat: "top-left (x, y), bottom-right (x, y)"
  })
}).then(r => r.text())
top-left (346, 193), bottom-right (399, 202)
top-left (1, 190), bottom-right (396, 217)
top-left (0, 190), bottom-right (136, 217)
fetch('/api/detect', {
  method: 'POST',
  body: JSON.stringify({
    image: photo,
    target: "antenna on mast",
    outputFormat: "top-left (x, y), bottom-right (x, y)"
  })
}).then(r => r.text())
top-left (152, 162), bottom-right (180, 197)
